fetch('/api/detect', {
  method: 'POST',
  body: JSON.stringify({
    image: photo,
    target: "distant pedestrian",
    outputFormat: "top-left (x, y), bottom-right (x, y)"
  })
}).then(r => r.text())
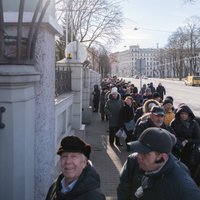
top-left (99, 87), bottom-right (109, 121)
top-left (92, 84), bottom-right (100, 112)
top-left (142, 88), bottom-right (152, 100)
top-left (139, 84), bottom-right (147, 96)
top-left (45, 136), bottom-right (106, 200)
top-left (156, 82), bottom-right (166, 100)
top-left (117, 127), bottom-right (200, 200)
top-left (149, 82), bottom-right (156, 93)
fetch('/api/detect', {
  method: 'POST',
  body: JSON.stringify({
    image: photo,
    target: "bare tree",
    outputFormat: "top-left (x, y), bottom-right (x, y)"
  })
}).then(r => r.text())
top-left (55, 0), bottom-right (123, 60)
top-left (98, 47), bottom-right (111, 77)
top-left (183, 16), bottom-right (200, 75)
top-left (166, 27), bottom-right (188, 79)
top-left (182, 0), bottom-right (198, 3)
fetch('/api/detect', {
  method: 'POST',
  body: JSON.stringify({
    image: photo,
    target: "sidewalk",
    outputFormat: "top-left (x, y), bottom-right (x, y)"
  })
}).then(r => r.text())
top-left (85, 112), bottom-right (130, 200)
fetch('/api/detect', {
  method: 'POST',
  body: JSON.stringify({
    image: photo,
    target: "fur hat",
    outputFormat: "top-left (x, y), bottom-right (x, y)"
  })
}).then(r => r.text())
top-left (57, 136), bottom-right (91, 159)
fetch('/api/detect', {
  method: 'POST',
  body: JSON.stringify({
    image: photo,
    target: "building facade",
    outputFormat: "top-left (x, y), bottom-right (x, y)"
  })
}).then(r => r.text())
top-left (110, 45), bottom-right (160, 77)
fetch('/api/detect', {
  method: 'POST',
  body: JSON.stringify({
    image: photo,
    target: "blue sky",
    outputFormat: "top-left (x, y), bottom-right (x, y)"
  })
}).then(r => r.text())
top-left (113, 0), bottom-right (200, 52)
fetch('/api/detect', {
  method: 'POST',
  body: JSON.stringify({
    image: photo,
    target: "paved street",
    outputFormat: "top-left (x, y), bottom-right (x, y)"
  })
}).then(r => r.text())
top-left (85, 112), bottom-right (130, 200)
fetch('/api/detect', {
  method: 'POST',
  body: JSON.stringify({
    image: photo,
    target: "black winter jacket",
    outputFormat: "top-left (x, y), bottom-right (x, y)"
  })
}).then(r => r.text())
top-left (170, 105), bottom-right (200, 144)
top-left (119, 103), bottom-right (135, 128)
top-left (45, 162), bottom-right (105, 200)
top-left (134, 117), bottom-right (175, 139)
top-left (117, 154), bottom-right (200, 200)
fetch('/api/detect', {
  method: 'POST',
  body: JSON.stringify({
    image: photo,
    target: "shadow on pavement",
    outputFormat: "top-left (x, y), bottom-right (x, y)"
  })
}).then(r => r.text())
top-left (85, 112), bottom-right (130, 200)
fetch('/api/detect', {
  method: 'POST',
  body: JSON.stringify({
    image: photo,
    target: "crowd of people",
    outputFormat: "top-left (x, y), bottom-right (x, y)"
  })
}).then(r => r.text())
top-left (45, 76), bottom-right (200, 200)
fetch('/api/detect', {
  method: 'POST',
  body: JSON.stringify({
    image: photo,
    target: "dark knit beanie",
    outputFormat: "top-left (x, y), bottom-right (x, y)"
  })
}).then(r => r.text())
top-left (163, 99), bottom-right (173, 106)
top-left (165, 96), bottom-right (174, 103)
top-left (152, 92), bottom-right (160, 99)
top-left (57, 136), bottom-right (91, 159)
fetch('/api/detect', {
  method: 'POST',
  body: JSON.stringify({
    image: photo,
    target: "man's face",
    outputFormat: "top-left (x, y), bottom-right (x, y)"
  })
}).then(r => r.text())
top-left (150, 113), bottom-right (164, 127)
top-left (136, 151), bottom-right (164, 172)
top-left (60, 152), bottom-right (87, 184)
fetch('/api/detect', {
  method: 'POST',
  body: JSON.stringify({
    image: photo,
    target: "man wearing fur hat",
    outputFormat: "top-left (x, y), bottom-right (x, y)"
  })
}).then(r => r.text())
top-left (45, 136), bottom-right (105, 200)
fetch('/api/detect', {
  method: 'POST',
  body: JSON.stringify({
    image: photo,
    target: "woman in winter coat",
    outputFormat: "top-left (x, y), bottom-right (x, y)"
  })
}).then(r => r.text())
top-left (119, 96), bottom-right (135, 151)
top-left (104, 87), bottom-right (124, 146)
top-left (170, 104), bottom-right (200, 178)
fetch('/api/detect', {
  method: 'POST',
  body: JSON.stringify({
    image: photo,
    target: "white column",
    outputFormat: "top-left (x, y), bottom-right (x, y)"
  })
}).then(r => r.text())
top-left (82, 67), bottom-right (92, 124)
top-left (0, 65), bottom-right (40, 200)
top-left (71, 62), bottom-right (83, 129)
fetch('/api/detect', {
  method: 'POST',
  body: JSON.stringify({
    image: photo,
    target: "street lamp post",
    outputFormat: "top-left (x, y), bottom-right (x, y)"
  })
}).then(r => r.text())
top-left (65, 0), bottom-right (73, 58)
top-left (139, 58), bottom-right (142, 91)
top-left (136, 58), bottom-right (144, 91)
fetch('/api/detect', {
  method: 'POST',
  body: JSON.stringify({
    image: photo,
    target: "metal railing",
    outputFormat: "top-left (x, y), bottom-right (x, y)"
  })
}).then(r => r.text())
top-left (55, 64), bottom-right (72, 97)
top-left (0, 0), bottom-right (51, 64)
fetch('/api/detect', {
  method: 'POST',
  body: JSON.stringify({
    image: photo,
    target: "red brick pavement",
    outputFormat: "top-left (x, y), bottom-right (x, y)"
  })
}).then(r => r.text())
top-left (85, 112), bottom-right (130, 200)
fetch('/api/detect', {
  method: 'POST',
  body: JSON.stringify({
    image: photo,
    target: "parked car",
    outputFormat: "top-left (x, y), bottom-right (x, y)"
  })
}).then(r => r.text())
top-left (184, 76), bottom-right (200, 86)
top-left (142, 75), bottom-right (148, 79)
top-left (133, 75), bottom-right (139, 79)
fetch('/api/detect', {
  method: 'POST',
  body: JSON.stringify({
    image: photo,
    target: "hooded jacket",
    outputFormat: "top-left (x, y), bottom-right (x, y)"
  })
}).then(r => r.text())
top-left (45, 162), bottom-right (105, 200)
top-left (117, 154), bottom-right (200, 200)
top-left (134, 117), bottom-right (175, 140)
top-left (170, 105), bottom-right (200, 143)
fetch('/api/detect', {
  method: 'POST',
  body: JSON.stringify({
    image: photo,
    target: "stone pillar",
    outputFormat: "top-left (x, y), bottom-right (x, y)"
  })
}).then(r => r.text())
top-left (82, 67), bottom-right (90, 108)
top-left (34, 26), bottom-right (58, 200)
top-left (70, 61), bottom-right (83, 129)
top-left (82, 67), bottom-right (92, 124)
top-left (0, 65), bottom-right (40, 200)
top-left (89, 69), bottom-right (94, 106)
top-left (1, 1), bottom-right (63, 200)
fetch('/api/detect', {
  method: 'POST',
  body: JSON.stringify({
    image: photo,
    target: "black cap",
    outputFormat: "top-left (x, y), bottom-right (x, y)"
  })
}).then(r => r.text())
top-left (57, 136), bottom-right (91, 159)
top-left (150, 106), bottom-right (165, 116)
top-left (128, 127), bottom-right (176, 153)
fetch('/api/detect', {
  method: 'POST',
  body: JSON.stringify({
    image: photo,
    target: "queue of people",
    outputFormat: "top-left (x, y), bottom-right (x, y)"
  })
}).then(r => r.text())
top-left (45, 77), bottom-right (200, 199)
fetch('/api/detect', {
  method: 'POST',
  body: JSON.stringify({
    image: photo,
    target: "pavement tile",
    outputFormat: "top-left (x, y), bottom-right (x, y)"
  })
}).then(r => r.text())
top-left (85, 112), bottom-right (130, 200)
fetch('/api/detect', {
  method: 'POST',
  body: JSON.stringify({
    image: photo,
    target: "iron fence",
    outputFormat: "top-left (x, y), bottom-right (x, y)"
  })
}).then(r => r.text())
top-left (55, 64), bottom-right (72, 97)
top-left (0, 0), bottom-right (51, 64)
